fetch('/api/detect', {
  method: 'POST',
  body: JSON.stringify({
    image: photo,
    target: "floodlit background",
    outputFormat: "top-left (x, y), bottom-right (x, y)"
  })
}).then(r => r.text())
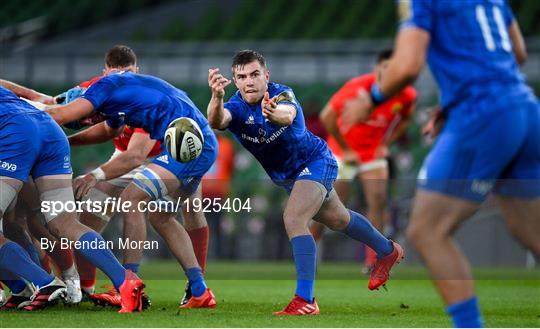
top-left (1, 0), bottom-right (539, 267)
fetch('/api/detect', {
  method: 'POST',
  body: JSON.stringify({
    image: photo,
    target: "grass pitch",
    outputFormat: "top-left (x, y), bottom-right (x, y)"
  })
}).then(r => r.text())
top-left (2, 261), bottom-right (539, 327)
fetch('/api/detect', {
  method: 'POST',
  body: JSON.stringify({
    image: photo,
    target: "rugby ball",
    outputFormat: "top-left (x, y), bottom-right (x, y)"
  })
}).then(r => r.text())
top-left (165, 117), bottom-right (204, 163)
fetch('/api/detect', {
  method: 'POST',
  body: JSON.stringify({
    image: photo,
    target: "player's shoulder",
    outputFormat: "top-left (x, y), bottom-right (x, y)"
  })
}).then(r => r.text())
top-left (344, 73), bottom-right (375, 89)
top-left (226, 90), bottom-right (243, 104)
top-left (269, 83), bottom-right (301, 107)
top-left (354, 73), bottom-right (376, 83)
top-left (224, 91), bottom-right (247, 112)
top-left (87, 73), bottom-right (121, 90)
top-left (268, 82), bottom-right (294, 96)
top-left (102, 71), bottom-right (138, 84)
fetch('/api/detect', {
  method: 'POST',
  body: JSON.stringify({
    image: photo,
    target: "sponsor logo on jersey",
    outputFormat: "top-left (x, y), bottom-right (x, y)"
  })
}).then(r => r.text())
top-left (471, 180), bottom-right (494, 195)
top-left (0, 160), bottom-right (17, 172)
top-left (156, 154), bottom-right (169, 164)
top-left (63, 155), bottom-right (71, 169)
top-left (299, 167), bottom-right (311, 177)
top-left (240, 126), bottom-right (288, 144)
top-left (245, 115), bottom-right (255, 125)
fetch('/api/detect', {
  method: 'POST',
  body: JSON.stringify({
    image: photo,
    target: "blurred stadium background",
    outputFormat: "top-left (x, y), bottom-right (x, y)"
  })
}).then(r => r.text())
top-left (1, 0), bottom-right (539, 268)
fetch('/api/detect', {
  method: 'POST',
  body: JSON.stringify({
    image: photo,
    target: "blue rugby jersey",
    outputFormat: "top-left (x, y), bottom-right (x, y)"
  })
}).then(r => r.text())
top-left (224, 82), bottom-right (334, 183)
top-left (399, 0), bottom-right (535, 115)
top-left (82, 71), bottom-right (209, 141)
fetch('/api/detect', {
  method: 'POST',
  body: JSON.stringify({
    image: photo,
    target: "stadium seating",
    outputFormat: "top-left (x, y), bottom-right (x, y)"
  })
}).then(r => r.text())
top-left (2, 0), bottom-right (539, 39)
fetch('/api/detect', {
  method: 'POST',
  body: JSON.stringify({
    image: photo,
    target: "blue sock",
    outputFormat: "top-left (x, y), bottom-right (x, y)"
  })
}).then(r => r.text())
top-left (344, 210), bottom-right (393, 257)
top-left (124, 263), bottom-right (140, 273)
top-left (447, 296), bottom-right (484, 328)
top-left (2, 270), bottom-right (27, 294)
top-left (77, 232), bottom-right (125, 289)
top-left (291, 235), bottom-right (316, 303)
top-left (0, 242), bottom-right (54, 288)
top-left (20, 239), bottom-right (41, 267)
top-left (185, 267), bottom-right (207, 297)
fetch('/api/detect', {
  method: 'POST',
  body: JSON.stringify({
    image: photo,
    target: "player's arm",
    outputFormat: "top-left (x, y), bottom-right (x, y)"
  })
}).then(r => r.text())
top-left (340, 29), bottom-right (428, 130)
top-left (207, 68), bottom-right (233, 129)
top-left (320, 103), bottom-right (347, 149)
top-left (319, 103), bottom-right (357, 163)
top-left (262, 91), bottom-right (297, 126)
top-left (379, 29), bottom-right (429, 100)
top-left (45, 98), bottom-right (94, 125)
top-left (68, 121), bottom-right (122, 146)
top-left (509, 21), bottom-right (527, 65)
top-left (0, 79), bottom-right (55, 104)
top-left (100, 132), bottom-right (156, 179)
top-left (73, 131), bottom-right (156, 199)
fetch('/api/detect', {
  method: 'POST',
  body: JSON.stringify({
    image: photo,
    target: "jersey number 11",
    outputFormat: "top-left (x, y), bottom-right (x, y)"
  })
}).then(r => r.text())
top-left (475, 5), bottom-right (512, 52)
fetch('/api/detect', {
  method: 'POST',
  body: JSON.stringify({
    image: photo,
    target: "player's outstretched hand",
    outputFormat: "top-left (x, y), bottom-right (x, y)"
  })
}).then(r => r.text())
top-left (261, 92), bottom-right (277, 118)
top-left (73, 173), bottom-right (98, 200)
top-left (341, 89), bottom-right (373, 132)
top-left (208, 68), bottom-right (231, 99)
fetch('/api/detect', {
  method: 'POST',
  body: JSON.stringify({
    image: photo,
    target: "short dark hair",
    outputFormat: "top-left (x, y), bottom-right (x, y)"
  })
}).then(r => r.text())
top-left (105, 45), bottom-right (137, 68)
top-left (376, 49), bottom-right (393, 63)
top-left (232, 50), bottom-right (266, 72)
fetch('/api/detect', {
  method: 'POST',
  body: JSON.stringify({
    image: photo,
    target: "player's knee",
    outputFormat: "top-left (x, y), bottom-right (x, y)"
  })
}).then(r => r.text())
top-left (0, 181), bottom-right (18, 216)
top-left (48, 214), bottom-right (88, 242)
top-left (183, 207), bottom-right (207, 230)
top-left (405, 224), bottom-right (420, 250)
top-left (148, 213), bottom-right (172, 231)
top-left (283, 213), bottom-right (309, 235)
top-left (120, 186), bottom-right (140, 202)
top-left (406, 221), bottom-right (433, 251)
top-left (47, 213), bottom-right (75, 238)
top-left (40, 187), bottom-right (78, 234)
top-left (283, 213), bottom-right (301, 228)
top-left (407, 219), bottom-right (449, 251)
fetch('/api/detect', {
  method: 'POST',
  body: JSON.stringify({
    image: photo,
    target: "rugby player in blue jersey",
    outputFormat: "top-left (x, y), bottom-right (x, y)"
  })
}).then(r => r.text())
top-left (0, 80), bottom-right (141, 312)
top-left (45, 70), bottom-right (218, 309)
top-left (341, 1), bottom-right (539, 327)
top-left (207, 50), bottom-right (403, 315)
